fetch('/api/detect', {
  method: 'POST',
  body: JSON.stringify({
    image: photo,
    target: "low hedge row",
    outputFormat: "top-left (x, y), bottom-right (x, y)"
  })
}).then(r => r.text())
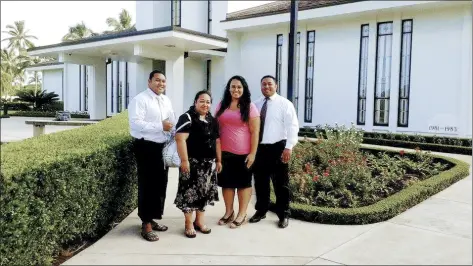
top-left (363, 137), bottom-right (472, 155)
top-left (298, 131), bottom-right (472, 155)
top-left (8, 110), bottom-right (90, 118)
top-left (270, 146), bottom-right (470, 225)
top-left (299, 127), bottom-right (472, 148)
top-left (0, 112), bottom-right (136, 265)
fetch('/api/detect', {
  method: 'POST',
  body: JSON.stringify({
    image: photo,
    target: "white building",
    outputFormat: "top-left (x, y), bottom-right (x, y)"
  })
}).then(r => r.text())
top-left (27, 0), bottom-right (472, 138)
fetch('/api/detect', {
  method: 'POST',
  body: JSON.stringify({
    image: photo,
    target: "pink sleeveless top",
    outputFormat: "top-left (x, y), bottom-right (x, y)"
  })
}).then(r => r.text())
top-left (215, 102), bottom-right (260, 155)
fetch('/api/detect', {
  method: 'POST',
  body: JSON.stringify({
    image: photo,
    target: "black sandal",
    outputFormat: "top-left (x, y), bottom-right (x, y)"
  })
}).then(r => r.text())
top-left (185, 228), bottom-right (197, 238)
top-left (218, 211), bottom-right (235, 225)
top-left (141, 230), bottom-right (159, 242)
top-left (193, 222), bottom-right (211, 234)
top-left (230, 215), bottom-right (247, 229)
top-left (151, 221), bottom-right (168, 232)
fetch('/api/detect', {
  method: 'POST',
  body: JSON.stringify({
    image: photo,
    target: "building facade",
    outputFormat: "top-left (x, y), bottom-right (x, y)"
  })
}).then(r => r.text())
top-left (27, 0), bottom-right (472, 137)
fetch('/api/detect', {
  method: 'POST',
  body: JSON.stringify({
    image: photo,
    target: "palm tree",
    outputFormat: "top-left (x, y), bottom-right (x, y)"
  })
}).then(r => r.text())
top-left (16, 88), bottom-right (59, 110)
top-left (105, 9), bottom-right (135, 32)
top-left (62, 22), bottom-right (98, 41)
top-left (1, 48), bottom-right (28, 97)
top-left (1, 21), bottom-right (37, 54)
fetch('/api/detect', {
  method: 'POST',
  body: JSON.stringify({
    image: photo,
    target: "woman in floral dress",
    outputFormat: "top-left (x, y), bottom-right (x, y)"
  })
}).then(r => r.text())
top-left (174, 90), bottom-right (222, 238)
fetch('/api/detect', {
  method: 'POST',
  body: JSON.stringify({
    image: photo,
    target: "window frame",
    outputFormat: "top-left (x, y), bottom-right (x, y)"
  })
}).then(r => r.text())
top-left (275, 34), bottom-right (283, 93)
top-left (171, 0), bottom-right (181, 27)
top-left (356, 24), bottom-right (370, 125)
top-left (304, 30), bottom-right (315, 123)
top-left (397, 19), bottom-right (413, 127)
top-left (373, 21), bottom-right (394, 127)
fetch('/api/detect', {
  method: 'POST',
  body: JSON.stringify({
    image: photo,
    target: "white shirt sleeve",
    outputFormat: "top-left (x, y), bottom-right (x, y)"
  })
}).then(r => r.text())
top-left (284, 100), bottom-right (299, 150)
top-left (128, 97), bottom-right (163, 135)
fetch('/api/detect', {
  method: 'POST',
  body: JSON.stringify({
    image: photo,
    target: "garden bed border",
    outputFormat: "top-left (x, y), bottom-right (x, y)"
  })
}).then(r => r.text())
top-left (270, 146), bottom-right (470, 225)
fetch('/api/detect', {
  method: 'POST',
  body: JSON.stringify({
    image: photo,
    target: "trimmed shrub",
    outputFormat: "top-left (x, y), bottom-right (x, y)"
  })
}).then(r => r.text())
top-left (298, 128), bottom-right (472, 155)
top-left (0, 111), bottom-right (137, 265)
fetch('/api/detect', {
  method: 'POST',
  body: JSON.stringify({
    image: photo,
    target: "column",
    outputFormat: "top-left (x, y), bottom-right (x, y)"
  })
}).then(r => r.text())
top-left (130, 59), bottom-right (152, 100)
top-left (165, 54), bottom-right (185, 117)
top-left (88, 62), bottom-right (107, 120)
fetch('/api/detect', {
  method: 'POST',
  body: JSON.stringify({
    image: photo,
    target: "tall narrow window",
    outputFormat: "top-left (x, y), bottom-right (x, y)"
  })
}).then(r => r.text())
top-left (206, 60), bottom-right (211, 91)
top-left (275, 34), bottom-right (283, 93)
top-left (125, 62), bottom-right (129, 109)
top-left (79, 65), bottom-right (82, 111)
top-left (117, 62), bottom-right (122, 113)
top-left (304, 30), bottom-right (315, 123)
top-left (294, 32), bottom-right (301, 113)
top-left (111, 62), bottom-right (114, 113)
top-left (398, 19), bottom-right (413, 127)
top-left (85, 66), bottom-right (88, 111)
top-left (207, 0), bottom-right (212, 34)
top-left (171, 0), bottom-right (181, 26)
top-left (373, 22), bottom-right (393, 126)
top-left (357, 24), bottom-right (369, 125)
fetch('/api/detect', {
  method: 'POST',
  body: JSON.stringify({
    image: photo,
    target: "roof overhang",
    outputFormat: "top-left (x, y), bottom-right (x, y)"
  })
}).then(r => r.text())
top-left (221, 0), bottom-right (469, 32)
top-left (25, 62), bottom-right (64, 72)
top-left (27, 26), bottom-right (228, 64)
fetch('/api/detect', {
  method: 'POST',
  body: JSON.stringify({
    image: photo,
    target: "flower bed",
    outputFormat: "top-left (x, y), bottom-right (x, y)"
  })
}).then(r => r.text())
top-left (271, 125), bottom-right (470, 224)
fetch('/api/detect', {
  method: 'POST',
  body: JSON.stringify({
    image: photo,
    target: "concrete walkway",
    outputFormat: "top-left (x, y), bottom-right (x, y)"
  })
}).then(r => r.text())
top-left (63, 146), bottom-right (472, 265)
top-left (1, 116), bottom-right (85, 142)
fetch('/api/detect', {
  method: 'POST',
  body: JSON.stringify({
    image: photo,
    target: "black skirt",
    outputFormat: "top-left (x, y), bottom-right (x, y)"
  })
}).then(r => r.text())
top-left (217, 151), bottom-right (253, 189)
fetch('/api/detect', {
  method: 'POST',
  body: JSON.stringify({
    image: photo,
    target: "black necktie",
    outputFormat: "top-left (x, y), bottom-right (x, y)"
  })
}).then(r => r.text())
top-left (259, 97), bottom-right (269, 142)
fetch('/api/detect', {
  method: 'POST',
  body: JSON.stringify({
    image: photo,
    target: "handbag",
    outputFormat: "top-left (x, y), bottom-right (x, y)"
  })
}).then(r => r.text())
top-left (162, 113), bottom-right (191, 168)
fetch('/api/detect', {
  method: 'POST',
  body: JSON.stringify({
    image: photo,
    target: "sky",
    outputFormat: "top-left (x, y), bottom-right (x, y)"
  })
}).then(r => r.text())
top-left (0, 1), bottom-right (272, 48)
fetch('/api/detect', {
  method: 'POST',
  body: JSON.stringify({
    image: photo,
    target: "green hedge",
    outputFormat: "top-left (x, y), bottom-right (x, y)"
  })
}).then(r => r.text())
top-left (8, 110), bottom-right (90, 118)
top-left (270, 147), bottom-right (470, 225)
top-left (0, 112), bottom-right (137, 265)
top-left (299, 127), bottom-right (472, 148)
top-left (298, 130), bottom-right (472, 155)
top-left (363, 137), bottom-right (472, 155)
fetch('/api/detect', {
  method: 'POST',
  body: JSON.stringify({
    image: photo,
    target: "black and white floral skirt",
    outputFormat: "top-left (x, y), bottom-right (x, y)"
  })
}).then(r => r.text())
top-left (174, 158), bottom-right (219, 213)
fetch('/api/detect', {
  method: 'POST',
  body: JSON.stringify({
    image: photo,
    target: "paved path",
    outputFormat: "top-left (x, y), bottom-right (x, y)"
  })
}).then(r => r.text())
top-left (63, 145), bottom-right (472, 265)
top-left (1, 116), bottom-right (85, 142)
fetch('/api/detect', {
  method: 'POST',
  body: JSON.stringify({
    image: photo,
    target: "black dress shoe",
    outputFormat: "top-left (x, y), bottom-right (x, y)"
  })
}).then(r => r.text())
top-left (249, 211), bottom-right (267, 223)
top-left (278, 217), bottom-right (289, 228)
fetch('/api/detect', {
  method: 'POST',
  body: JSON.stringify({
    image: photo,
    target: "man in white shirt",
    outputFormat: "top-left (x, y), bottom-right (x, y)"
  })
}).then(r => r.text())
top-left (128, 70), bottom-right (175, 241)
top-left (249, 75), bottom-right (299, 228)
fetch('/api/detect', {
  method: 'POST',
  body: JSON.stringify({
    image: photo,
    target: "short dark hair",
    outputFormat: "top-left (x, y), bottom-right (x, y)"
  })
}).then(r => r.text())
top-left (260, 75), bottom-right (277, 84)
top-left (148, 70), bottom-right (165, 81)
top-left (194, 90), bottom-right (212, 104)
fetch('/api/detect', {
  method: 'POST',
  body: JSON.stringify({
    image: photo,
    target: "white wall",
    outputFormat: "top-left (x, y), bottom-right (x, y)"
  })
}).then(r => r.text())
top-left (210, 57), bottom-right (226, 113)
top-left (183, 58), bottom-right (206, 112)
top-left (136, 1), bottom-right (171, 30)
top-left (211, 1), bottom-right (228, 37)
top-left (181, 1), bottom-right (207, 33)
top-left (231, 5), bottom-right (472, 137)
top-left (42, 69), bottom-right (64, 101)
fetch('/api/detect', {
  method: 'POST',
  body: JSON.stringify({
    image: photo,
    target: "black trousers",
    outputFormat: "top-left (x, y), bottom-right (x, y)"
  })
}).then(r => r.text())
top-left (253, 140), bottom-right (290, 219)
top-left (133, 138), bottom-right (169, 223)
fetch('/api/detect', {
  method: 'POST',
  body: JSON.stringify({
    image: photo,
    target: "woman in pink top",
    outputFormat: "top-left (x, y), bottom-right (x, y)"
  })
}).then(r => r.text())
top-left (215, 75), bottom-right (260, 228)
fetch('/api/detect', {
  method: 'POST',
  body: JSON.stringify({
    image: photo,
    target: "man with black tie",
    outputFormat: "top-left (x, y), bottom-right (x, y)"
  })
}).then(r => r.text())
top-left (128, 70), bottom-right (175, 241)
top-left (249, 75), bottom-right (299, 228)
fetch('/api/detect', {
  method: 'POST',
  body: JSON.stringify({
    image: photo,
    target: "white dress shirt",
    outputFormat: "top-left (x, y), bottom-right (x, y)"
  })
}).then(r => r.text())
top-left (128, 88), bottom-right (175, 144)
top-left (254, 93), bottom-right (299, 150)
